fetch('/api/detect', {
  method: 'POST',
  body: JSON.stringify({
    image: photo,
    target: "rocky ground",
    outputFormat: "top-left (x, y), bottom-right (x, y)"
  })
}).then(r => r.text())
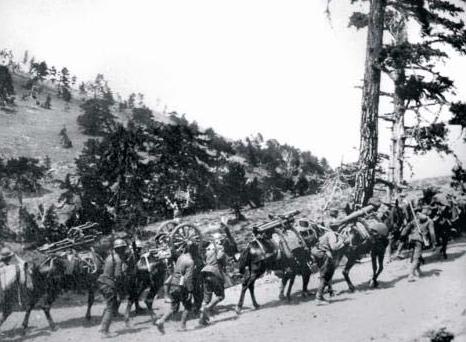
top-left (2, 238), bottom-right (466, 342)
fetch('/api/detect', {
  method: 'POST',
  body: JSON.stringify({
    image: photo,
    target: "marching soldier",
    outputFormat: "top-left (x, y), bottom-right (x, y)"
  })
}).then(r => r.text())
top-left (199, 232), bottom-right (228, 326)
top-left (154, 241), bottom-right (201, 333)
top-left (312, 209), bottom-right (349, 304)
top-left (97, 238), bottom-right (129, 337)
top-left (431, 195), bottom-right (452, 259)
top-left (400, 208), bottom-right (436, 282)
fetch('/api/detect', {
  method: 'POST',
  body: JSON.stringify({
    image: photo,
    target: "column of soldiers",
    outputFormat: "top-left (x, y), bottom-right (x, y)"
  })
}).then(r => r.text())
top-left (1, 188), bottom-right (463, 338)
top-left (96, 189), bottom-right (462, 336)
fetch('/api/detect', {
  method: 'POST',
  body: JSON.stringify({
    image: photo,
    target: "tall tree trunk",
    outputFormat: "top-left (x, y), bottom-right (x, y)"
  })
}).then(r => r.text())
top-left (391, 17), bottom-right (408, 195)
top-left (388, 121), bottom-right (396, 201)
top-left (353, 0), bottom-right (387, 206)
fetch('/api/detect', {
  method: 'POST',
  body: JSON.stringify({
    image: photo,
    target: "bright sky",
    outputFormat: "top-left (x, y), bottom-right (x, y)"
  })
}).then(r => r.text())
top-left (0, 0), bottom-right (465, 179)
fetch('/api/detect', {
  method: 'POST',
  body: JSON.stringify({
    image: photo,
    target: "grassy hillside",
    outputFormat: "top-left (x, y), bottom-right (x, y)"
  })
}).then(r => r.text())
top-left (0, 71), bottom-right (171, 231)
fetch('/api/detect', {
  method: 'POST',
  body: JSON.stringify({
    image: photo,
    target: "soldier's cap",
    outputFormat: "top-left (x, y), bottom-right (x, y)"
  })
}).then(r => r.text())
top-left (418, 212), bottom-right (429, 222)
top-left (0, 247), bottom-right (14, 261)
top-left (211, 232), bottom-right (223, 241)
top-left (113, 239), bottom-right (127, 249)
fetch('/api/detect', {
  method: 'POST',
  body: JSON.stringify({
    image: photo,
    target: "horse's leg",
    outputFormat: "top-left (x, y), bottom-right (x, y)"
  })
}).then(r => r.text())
top-left (279, 275), bottom-right (287, 300)
top-left (144, 284), bottom-right (158, 323)
top-left (369, 250), bottom-right (378, 287)
top-left (342, 256), bottom-right (357, 292)
top-left (301, 272), bottom-right (311, 297)
top-left (372, 246), bottom-right (386, 287)
top-left (236, 274), bottom-right (250, 315)
top-left (85, 288), bottom-right (94, 321)
top-left (286, 275), bottom-right (295, 302)
top-left (134, 285), bottom-right (145, 314)
top-left (41, 291), bottom-right (58, 331)
top-left (248, 273), bottom-right (260, 309)
top-left (21, 303), bottom-right (34, 334)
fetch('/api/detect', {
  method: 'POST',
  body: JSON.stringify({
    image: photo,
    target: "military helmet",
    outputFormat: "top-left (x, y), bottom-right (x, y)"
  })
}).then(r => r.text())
top-left (0, 246), bottom-right (14, 261)
top-left (113, 238), bottom-right (127, 249)
top-left (211, 232), bottom-right (223, 241)
top-left (329, 209), bottom-right (339, 217)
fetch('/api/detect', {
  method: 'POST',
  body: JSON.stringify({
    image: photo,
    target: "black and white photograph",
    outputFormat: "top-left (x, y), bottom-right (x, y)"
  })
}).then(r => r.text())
top-left (0, 0), bottom-right (466, 341)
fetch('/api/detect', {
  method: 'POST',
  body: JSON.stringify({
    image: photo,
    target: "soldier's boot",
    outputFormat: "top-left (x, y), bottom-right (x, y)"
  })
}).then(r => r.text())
top-left (315, 279), bottom-right (329, 305)
top-left (98, 308), bottom-right (112, 335)
top-left (154, 316), bottom-right (166, 335)
top-left (407, 263), bottom-right (418, 282)
top-left (394, 243), bottom-right (404, 259)
top-left (199, 307), bottom-right (210, 326)
top-left (180, 311), bottom-right (189, 331)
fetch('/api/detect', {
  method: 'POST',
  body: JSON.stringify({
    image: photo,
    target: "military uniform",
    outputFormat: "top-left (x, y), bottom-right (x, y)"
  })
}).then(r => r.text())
top-left (199, 240), bottom-right (227, 325)
top-left (97, 250), bottom-right (126, 334)
top-left (311, 213), bottom-right (347, 303)
top-left (400, 214), bottom-right (435, 281)
top-left (155, 248), bottom-right (200, 333)
top-left (432, 204), bottom-right (451, 259)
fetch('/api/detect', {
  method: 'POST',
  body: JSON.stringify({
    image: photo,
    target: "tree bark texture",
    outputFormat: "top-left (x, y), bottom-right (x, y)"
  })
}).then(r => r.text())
top-left (353, 0), bottom-right (387, 206)
top-left (392, 18), bottom-right (408, 191)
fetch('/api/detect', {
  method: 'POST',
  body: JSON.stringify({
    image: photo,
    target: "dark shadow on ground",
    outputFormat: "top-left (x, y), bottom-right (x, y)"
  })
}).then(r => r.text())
top-left (2, 329), bottom-right (51, 342)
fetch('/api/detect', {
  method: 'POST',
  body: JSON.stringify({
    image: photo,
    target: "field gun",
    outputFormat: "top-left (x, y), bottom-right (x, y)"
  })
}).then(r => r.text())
top-left (37, 222), bottom-right (101, 255)
top-left (256, 210), bottom-right (301, 233)
top-left (331, 202), bottom-right (380, 229)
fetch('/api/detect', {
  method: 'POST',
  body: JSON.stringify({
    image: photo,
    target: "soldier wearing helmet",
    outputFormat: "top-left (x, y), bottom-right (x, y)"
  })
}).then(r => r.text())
top-left (0, 246), bottom-right (15, 267)
top-left (155, 240), bottom-right (201, 334)
top-left (199, 231), bottom-right (228, 326)
top-left (97, 238), bottom-right (129, 336)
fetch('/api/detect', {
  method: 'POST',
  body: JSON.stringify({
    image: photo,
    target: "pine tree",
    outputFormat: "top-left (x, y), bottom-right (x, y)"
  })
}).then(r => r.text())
top-left (77, 98), bottom-right (117, 135)
top-left (22, 50), bottom-right (29, 65)
top-left (220, 162), bottom-right (249, 221)
top-left (59, 126), bottom-right (73, 148)
top-left (0, 65), bottom-right (15, 106)
top-left (31, 61), bottom-right (49, 83)
top-left (352, 0), bottom-right (387, 206)
top-left (295, 174), bottom-right (309, 196)
top-left (0, 190), bottom-right (8, 236)
top-left (127, 93), bottom-right (136, 109)
top-left (0, 157), bottom-right (47, 205)
top-left (43, 94), bottom-right (52, 109)
top-left (350, 0), bottom-right (466, 197)
top-left (19, 206), bottom-right (40, 243)
top-left (49, 66), bottom-right (57, 84)
top-left (132, 106), bottom-right (154, 126)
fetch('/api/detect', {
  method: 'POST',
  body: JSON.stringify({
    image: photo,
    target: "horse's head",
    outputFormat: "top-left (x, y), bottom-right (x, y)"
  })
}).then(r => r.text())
top-left (295, 219), bottom-right (320, 247)
top-left (339, 223), bottom-right (363, 248)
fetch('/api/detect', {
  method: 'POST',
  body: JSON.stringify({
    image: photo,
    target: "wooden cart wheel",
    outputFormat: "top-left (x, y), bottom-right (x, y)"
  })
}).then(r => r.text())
top-left (157, 220), bottom-right (179, 235)
top-left (170, 223), bottom-right (203, 256)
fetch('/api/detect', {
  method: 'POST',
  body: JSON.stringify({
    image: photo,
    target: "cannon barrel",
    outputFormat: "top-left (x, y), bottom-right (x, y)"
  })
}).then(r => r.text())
top-left (332, 204), bottom-right (377, 227)
top-left (38, 234), bottom-right (100, 254)
top-left (257, 210), bottom-right (301, 232)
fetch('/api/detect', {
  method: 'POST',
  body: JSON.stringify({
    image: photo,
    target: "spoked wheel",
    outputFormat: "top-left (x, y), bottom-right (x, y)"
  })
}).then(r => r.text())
top-left (158, 220), bottom-right (179, 235)
top-left (170, 223), bottom-right (203, 257)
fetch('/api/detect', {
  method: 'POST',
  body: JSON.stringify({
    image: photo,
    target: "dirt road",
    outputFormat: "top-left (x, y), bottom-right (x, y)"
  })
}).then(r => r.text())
top-left (2, 240), bottom-right (466, 342)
